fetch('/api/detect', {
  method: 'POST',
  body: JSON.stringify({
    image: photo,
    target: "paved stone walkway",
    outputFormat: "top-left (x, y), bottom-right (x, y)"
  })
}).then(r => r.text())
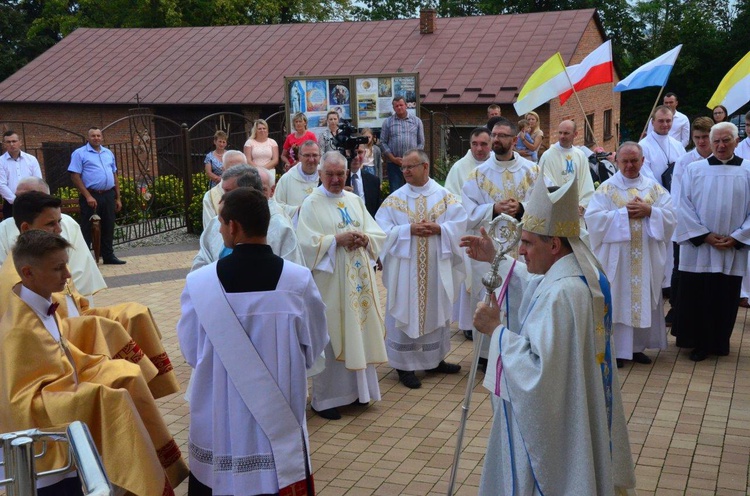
top-left (84, 242), bottom-right (750, 495)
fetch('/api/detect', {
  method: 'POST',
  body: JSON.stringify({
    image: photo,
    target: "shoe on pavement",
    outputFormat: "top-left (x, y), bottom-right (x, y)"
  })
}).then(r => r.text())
top-left (616, 359), bottom-right (625, 369)
top-left (427, 361), bottom-right (461, 374)
top-left (689, 349), bottom-right (708, 362)
top-left (477, 357), bottom-right (488, 374)
top-left (312, 406), bottom-right (341, 420)
top-left (396, 369), bottom-right (422, 389)
top-left (632, 352), bottom-right (652, 364)
top-left (103, 256), bottom-right (126, 265)
top-left (463, 329), bottom-right (473, 340)
top-left (740, 297), bottom-right (750, 308)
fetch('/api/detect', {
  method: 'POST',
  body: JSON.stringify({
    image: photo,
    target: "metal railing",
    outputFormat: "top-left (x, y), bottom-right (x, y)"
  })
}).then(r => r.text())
top-left (0, 421), bottom-right (112, 495)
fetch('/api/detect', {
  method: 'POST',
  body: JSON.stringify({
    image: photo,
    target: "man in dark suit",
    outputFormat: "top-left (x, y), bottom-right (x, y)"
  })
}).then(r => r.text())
top-left (346, 145), bottom-right (382, 217)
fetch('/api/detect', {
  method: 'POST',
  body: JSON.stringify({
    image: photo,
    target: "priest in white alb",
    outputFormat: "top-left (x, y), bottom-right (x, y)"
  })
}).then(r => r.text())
top-left (179, 187), bottom-right (328, 495)
top-left (274, 140), bottom-right (321, 222)
top-left (538, 120), bottom-right (595, 216)
top-left (462, 171), bottom-right (636, 496)
top-left (192, 165), bottom-right (304, 270)
top-left (673, 122), bottom-right (750, 362)
top-left (297, 151), bottom-right (387, 420)
top-left (375, 149), bottom-right (466, 389)
top-left (585, 142), bottom-right (676, 368)
top-left (462, 117), bottom-right (539, 365)
top-left (444, 127), bottom-right (491, 338)
top-left (201, 150), bottom-right (247, 229)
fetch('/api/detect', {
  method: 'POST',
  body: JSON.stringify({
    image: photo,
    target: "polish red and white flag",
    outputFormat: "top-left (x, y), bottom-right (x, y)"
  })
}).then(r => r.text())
top-left (559, 40), bottom-right (613, 105)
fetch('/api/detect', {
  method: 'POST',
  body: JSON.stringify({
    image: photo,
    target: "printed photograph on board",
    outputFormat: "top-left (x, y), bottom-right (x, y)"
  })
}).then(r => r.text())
top-left (306, 80), bottom-right (328, 112)
top-left (289, 80), bottom-right (306, 114)
top-left (378, 78), bottom-right (392, 98)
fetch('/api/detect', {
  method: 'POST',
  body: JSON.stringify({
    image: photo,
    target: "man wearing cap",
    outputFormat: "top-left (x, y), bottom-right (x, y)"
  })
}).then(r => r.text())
top-left (462, 172), bottom-right (636, 495)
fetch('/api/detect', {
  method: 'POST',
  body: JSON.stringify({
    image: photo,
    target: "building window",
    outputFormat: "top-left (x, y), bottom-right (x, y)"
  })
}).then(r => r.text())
top-left (584, 113), bottom-right (595, 146)
top-left (603, 109), bottom-right (613, 140)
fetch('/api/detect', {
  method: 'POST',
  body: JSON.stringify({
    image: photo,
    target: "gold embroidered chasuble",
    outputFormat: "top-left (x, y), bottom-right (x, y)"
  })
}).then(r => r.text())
top-left (297, 188), bottom-right (387, 369)
top-left (585, 172), bottom-right (675, 328)
top-left (0, 290), bottom-right (189, 495)
top-left (0, 255), bottom-right (179, 399)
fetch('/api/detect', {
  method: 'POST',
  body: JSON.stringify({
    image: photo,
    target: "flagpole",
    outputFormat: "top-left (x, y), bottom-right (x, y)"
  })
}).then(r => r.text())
top-left (562, 66), bottom-right (599, 148)
top-left (640, 85), bottom-right (666, 139)
top-left (611, 81), bottom-right (619, 151)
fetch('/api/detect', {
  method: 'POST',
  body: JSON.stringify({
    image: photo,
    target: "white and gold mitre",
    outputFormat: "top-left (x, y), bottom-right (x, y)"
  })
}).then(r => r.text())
top-left (521, 168), bottom-right (580, 238)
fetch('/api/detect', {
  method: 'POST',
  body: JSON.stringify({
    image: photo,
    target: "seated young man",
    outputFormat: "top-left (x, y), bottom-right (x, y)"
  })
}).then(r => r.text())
top-left (0, 230), bottom-right (189, 495)
top-left (0, 191), bottom-right (179, 398)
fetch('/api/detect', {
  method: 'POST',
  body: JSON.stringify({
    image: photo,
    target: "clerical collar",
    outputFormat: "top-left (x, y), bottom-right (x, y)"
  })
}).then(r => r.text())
top-left (649, 131), bottom-right (670, 143)
top-left (406, 179), bottom-right (433, 195)
top-left (297, 164), bottom-right (319, 181)
top-left (708, 155), bottom-right (743, 166)
top-left (619, 174), bottom-right (643, 187)
top-left (319, 185), bottom-right (343, 198)
top-left (554, 142), bottom-right (574, 152)
top-left (491, 152), bottom-right (519, 170)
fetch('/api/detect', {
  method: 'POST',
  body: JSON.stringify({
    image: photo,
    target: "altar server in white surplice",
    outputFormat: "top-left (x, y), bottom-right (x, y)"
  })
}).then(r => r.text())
top-left (444, 127), bottom-right (492, 338)
top-left (538, 119), bottom-right (595, 212)
top-left (674, 122), bottom-right (750, 362)
top-left (586, 142), bottom-right (676, 368)
top-left (462, 117), bottom-right (539, 364)
top-left (639, 105), bottom-right (686, 190)
top-left (178, 187), bottom-right (328, 496)
top-left (463, 172), bottom-right (636, 496)
top-left (375, 149), bottom-right (467, 389)
top-left (297, 151), bottom-right (387, 420)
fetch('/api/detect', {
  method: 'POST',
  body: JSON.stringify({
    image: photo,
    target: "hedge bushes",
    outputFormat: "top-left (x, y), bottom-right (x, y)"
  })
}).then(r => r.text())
top-left (56, 173), bottom-right (210, 234)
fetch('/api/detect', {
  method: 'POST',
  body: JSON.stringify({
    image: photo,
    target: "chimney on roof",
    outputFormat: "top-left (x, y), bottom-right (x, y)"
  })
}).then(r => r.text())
top-left (420, 9), bottom-right (436, 35)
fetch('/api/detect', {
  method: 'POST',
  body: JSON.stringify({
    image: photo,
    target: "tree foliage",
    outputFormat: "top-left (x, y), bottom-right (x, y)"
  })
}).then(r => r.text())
top-left (2, 0), bottom-right (748, 140)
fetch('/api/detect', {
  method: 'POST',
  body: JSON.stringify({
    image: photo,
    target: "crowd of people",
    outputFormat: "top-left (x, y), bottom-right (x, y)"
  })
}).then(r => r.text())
top-left (1, 93), bottom-right (749, 495)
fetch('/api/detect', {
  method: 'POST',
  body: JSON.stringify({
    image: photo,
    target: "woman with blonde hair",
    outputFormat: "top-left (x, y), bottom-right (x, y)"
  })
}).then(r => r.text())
top-left (204, 130), bottom-right (227, 186)
top-left (244, 119), bottom-right (279, 171)
top-left (360, 128), bottom-right (382, 179)
top-left (517, 111), bottom-right (544, 162)
top-left (281, 113), bottom-right (317, 172)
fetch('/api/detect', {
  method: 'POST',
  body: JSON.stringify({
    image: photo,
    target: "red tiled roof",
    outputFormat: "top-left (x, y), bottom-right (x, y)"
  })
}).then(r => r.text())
top-left (0, 9), bottom-right (600, 106)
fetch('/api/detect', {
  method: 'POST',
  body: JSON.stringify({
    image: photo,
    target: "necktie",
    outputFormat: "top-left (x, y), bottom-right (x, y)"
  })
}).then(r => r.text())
top-left (47, 302), bottom-right (59, 316)
top-left (352, 173), bottom-right (361, 197)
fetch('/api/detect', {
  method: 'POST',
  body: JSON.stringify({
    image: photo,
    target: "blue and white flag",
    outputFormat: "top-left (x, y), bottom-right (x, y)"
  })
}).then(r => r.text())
top-left (613, 45), bottom-right (682, 92)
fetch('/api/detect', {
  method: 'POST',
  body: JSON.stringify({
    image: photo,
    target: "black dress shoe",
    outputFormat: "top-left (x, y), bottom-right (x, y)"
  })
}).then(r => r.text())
top-left (396, 369), bottom-right (422, 389)
top-left (103, 256), bottom-right (126, 265)
top-left (349, 399), bottom-right (369, 406)
top-left (463, 329), bottom-right (473, 340)
top-left (427, 361), bottom-right (461, 374)
top-left (616, 359), bottom-right (625, 369)
top-left (689, 349), bottom-right (709, 362)
top-left (632, 352), bottom-right (652, 364)
top-left (312, 406), bottom-right (341, 420)
top-left (664, 308), bottom-right (674, 327)
top-left (477, 357), bottom-right (488, 373)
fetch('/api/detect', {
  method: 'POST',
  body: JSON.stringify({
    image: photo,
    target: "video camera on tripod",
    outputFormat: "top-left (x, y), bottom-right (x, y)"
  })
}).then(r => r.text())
top-left (333, 120), bottom-right (369, 168)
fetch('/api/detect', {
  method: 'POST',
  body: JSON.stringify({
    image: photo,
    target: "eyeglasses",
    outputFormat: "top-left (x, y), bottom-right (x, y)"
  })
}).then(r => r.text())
top-left (490, 133), bottom-right (515, 139)
top-left (400, 163), bottom-right (423, 171)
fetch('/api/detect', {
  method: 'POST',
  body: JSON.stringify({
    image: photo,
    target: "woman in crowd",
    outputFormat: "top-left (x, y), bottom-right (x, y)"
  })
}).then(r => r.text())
top-left (204, 130), bottom-right (227, 187)
top-left (318, 111), bottom-right (341, 153)
top-left (244, 119), bottom-right (279, 171)
top-left (517, 111), bottom-right (544, 162)
top-left (712, 105), bottom-right (730, 123)
top-left (360, 128), bottom-right (381, 179)
top-left (281, 113), bottom-right (317, 172)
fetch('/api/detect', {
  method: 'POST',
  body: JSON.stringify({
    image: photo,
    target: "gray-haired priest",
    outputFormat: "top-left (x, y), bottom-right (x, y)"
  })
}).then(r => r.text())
top-left (463, 172), bottom-right (636, 495)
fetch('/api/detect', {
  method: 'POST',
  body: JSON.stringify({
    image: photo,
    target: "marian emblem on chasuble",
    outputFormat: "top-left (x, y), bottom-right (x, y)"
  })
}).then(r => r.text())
top-left (347, 254), bottom-right (375, 327)
top-left (336, 201), bottom-right (361, 228)
top-left (563, 154), bottom-right (574, 177)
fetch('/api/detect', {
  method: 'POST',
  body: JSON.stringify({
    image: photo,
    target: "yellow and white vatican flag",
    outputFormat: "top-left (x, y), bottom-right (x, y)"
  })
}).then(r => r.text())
top-left (513, 52), bottom-right (571, 116)
top-left (707, 51), bottom-right (750, 114)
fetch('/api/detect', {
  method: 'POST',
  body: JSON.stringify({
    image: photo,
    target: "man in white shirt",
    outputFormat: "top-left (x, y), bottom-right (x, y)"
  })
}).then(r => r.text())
top-left (647, 92), bottom-right (691, 147)
top-left (274, 140), bottom-right (321, 221)
top-left (0, 130), bottom-right (42, 219)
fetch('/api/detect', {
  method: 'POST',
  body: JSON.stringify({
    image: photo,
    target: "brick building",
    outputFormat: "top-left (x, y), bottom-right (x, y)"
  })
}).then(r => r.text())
top-left (0, 8), bottom-right (619, 180)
